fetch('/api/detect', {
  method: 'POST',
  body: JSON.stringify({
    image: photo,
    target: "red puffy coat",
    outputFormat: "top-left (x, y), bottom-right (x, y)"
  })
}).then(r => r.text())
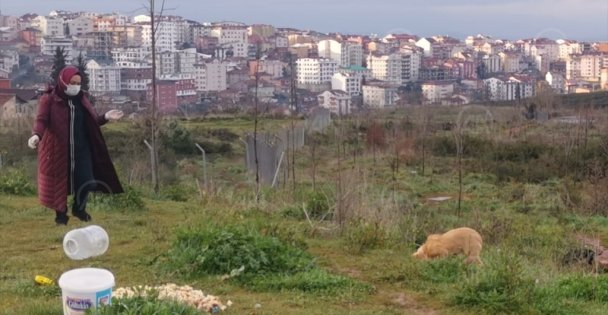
top-left (33, 90), bottom-right (123, 212)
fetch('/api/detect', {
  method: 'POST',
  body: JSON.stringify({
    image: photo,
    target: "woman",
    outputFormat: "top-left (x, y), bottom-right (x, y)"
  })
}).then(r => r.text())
top-left (28, 65), bottom-right (124, 225)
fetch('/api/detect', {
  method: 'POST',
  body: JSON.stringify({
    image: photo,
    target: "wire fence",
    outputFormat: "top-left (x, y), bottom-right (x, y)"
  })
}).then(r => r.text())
top-left (244, 109), bottom-right (332, 187)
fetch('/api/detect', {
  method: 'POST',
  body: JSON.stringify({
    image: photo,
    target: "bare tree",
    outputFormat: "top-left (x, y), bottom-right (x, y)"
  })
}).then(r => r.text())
top-left (145, 0), bottom-right (164, 194)
top-left (253, 43), bottom-right (261, 202)
top-left (418, 106), bottom-right (433, 176)
top-left (289, 53), bottom-right (298, 192)
top-left (453, 106), bottom-right (494, 215)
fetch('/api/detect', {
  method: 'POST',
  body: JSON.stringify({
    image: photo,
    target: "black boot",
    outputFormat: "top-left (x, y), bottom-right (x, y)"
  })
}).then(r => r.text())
top-left (72, 209), bottom-right (92, 222)
top-left (55, 211), bottom-right (69, 225)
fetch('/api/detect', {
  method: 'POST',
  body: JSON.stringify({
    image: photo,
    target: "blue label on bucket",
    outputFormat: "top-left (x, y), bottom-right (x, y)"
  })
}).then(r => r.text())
top-left (67, 297), bottom-right (93, 310)
top-left (96, 288), bottom-right (112, 306)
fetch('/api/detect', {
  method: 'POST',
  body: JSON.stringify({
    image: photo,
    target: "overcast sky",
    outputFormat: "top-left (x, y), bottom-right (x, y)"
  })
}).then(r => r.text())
top-left (2, 0), bottom-right (607, 41)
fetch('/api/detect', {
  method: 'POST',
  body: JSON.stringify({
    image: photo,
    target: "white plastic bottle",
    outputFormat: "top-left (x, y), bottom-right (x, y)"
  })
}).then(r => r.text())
top-left (63, 225), bottom-right (109, 260)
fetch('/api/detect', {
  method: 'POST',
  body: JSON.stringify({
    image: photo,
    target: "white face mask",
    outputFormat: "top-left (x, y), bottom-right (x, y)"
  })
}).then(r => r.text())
top-left (65, 84), bottom-right (81, 96)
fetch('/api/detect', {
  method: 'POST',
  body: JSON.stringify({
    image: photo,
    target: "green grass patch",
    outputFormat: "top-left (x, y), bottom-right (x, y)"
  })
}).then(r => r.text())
top-left (94, 295), bottom-right (202, 315)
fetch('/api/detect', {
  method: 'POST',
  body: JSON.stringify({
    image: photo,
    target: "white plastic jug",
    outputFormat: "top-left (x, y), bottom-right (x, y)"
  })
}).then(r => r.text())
top-left (63, 225), bottom-right (109, 260)
top-left (58, 268), bottom-right (115, 315)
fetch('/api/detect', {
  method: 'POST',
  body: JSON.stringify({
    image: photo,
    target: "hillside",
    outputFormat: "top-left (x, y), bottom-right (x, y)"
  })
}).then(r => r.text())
top-left (1, 106), bottom-right (608, 314)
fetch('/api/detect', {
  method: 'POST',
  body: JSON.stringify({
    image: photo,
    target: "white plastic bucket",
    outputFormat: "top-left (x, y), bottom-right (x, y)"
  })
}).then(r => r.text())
top-left (58, 268), bottom-right (115, 315)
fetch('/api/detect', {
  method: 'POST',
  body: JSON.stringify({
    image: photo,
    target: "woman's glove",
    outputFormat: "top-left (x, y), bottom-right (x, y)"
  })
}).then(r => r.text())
top-left (28, 135), bottom-right (39, 149)
top-left (104, 110), bottom-right (124, 121)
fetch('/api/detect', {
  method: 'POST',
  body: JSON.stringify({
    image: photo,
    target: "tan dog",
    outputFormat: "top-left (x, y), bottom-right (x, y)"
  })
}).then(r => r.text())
top-left (412, 227), bottom-right (483, 265)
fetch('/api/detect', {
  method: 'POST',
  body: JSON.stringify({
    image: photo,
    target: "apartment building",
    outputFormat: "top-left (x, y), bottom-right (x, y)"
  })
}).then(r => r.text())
top-left (210, 22), bottom-right (249, 58)
top-left (317, 90), bottom-right (351, 115)
top-left (362, 81), bottom-right (399, 108)
top-left (295, 58), bottom-right (338, 85)
top-left (331, 72), bottom-right (363, 96)
top-left (86, 59), bottom-right (122, 96)
top-left (366, 50), bottom-right (421, 85)
top-left (421, 81), bottom-right (454, 104)
top-left (318, 39), bottom-right (363, 67)
top-left (194, 59), bottom-right (229, 92)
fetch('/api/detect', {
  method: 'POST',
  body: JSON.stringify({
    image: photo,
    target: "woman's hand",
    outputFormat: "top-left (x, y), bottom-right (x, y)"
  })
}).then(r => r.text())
top-left (104, 110), bottom-right (124, 121)
top-left (28, 135), bottom-right (40, 149)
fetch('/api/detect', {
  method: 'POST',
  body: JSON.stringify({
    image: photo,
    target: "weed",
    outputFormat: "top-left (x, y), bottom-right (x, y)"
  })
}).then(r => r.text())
top-left (94, 295), bottom-right (201, 315)
top-left (0, 168), bottom-right (35, 195)
top-left (343, 219), bottom-right (387, 254)
top-left (88, 184), bottom-right (146, 212)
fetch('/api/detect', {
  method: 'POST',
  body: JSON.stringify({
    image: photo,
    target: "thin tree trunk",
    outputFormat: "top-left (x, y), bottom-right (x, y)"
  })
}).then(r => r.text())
top-left (149, 0), bottom-right (161, 194)
top-left (253, 47), bottom-right (260, 202)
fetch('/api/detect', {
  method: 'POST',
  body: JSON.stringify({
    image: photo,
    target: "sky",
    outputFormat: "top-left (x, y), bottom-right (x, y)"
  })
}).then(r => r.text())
top-left (2, 0), bottom-right (607, 41)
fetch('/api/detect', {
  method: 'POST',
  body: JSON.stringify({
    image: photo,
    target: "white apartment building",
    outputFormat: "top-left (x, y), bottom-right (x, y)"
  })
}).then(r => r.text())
top-left (482, 54), bottom-right (502, 73)
top-left (546, 72), bottom-right (566, 94)
top-left (530, 42), bottom-right (560, 63)
top-left (157, 51), bottom-right (177, 77)
top-left (318, 39), bottom-right (363, 68)
top-left (499, 51), bottom-right (523, 73)
top-left (194, 59), bottom-right (228, 92)
top-left (0, 27), bottom-right (17, 42)
top-left (317, 90), bottom-right (352, 115)
top-left (154, 48), bottom-right (202, 77)
top-left (121, 67), bottom-right (153, 99)
top-left (0, 49), bottom-right (19, 73)
top-left (366, 51), bottom-right (421, 85)
top-left (86, 59), bottom-right (122, 96)
top-left (67, 16), bottom-right (93, 36)
top-left (566, 56), bottom-right (581, 80)
top-left (250, 59), bottom-right (284, 79)
top-left (415, 38), bottom-right (433, 57)
top-left (421, 82), bottom-right (454, 104)
top-left (176, 48), bottom-right (199, 75)
top-left (274, 35), bottom-right (289, 48)
top-left (295, 58), bottom-right (338, 85)
top-left (32, 16), bottom-right (64, 37)
top-left (41, 37), bottom-right (75, 61)
top-left (140, 20), bottom-right (182, 52)
top-left (483, 77), bottom-right (506, 101)
top-left (568, 53), bottom-right (605, 81)
top-left (557, 40), bottom-right (582, 60)
top-left (580, 53), bottom-right (603, 81)
top-left (210, 22), bottom-right (248, 58)
top-left (331, 72), bottom-right (363, 96)
top-left (362, 83), bottom-right (399, 108)
top-left (112, 47), bottom-right (152, 67)
top-left (484, 76), bottom-right (535, 101)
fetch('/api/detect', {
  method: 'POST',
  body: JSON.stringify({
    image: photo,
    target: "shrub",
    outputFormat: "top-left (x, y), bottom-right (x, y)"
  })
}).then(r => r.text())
top-left (305, 190), bottom-right (331, 220)
top-left (162, 184), bottom-right (197, 202)
top-left (343, 219), bottom-right (387, 254)
top-left (419, 257), bottom-right (468, 284)
top-left (165, 225), bottom-right (315, 278)
top-left (452, 252), bottom-right (534, 314)
top-left (491, 141), bottom-right (547, 162)
top-left (88, 184), bottom-right (146, 212)
top-left (553, 274), bottom-right (608, 302)
top-left (0, 168), bottom-right (35, 195)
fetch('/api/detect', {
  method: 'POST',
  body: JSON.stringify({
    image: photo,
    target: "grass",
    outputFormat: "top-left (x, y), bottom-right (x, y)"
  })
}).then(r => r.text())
top-left (3, 108), bottom-right (608, 314)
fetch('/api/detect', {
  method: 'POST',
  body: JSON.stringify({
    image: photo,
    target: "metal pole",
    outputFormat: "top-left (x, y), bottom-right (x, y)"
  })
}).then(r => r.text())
top-left (195, 143), bottom-right (208, 190)
top-left (240, 137), bottom-right (250, 171)
top-left (143, 139), bottom-right (156, 188)
top-left (271, 151), bottom-right (285, 188)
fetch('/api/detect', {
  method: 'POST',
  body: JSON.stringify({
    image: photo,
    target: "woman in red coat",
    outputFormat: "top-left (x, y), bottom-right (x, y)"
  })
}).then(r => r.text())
top-left (28, 65), bottom-right (124, 225)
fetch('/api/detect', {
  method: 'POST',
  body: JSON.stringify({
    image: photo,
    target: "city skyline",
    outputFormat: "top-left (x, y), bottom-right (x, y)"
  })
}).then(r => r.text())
top-left (1, 0), bottom-right (607, 41)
